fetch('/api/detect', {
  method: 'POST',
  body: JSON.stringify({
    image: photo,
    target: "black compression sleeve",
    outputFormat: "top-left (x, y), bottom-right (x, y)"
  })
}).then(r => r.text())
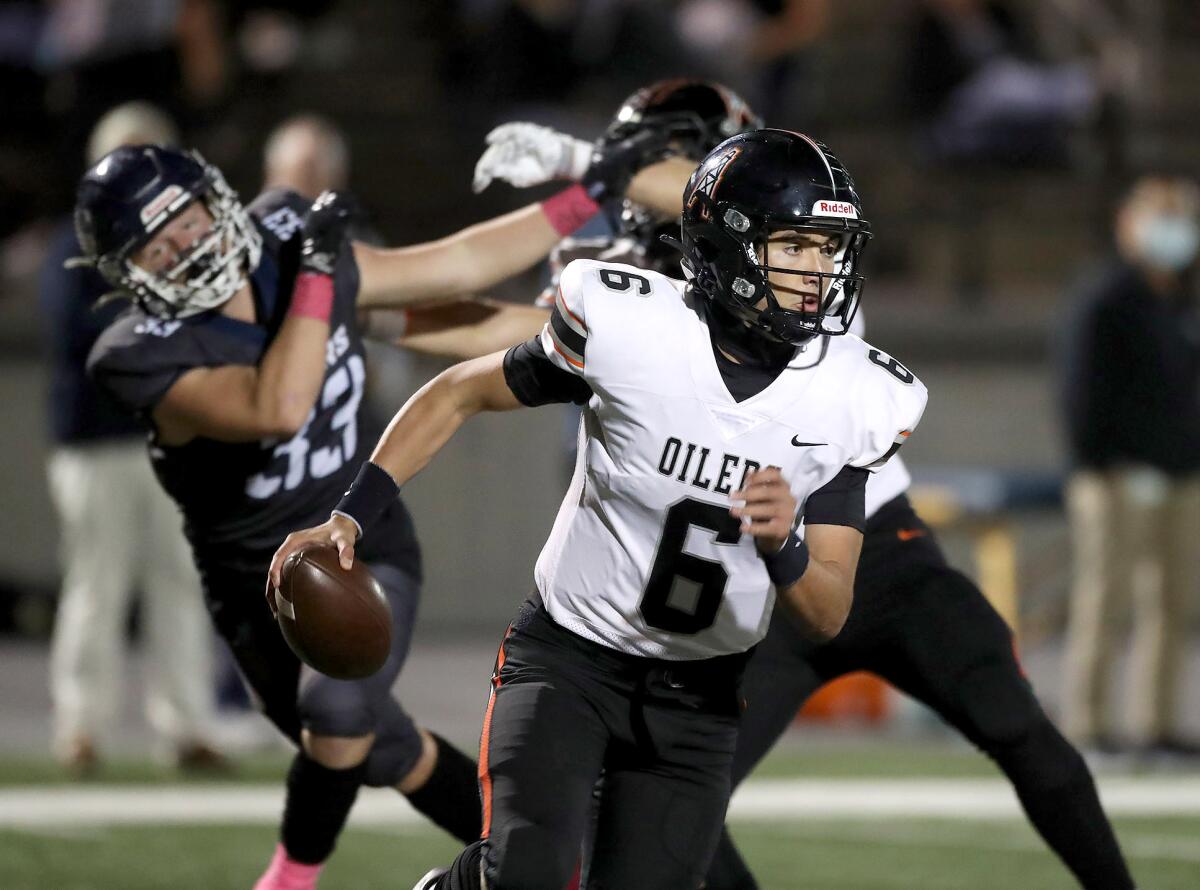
top-left (803, 465), bottom-right (868, 531)
top-left (503, 338), bottom-right (592, 407)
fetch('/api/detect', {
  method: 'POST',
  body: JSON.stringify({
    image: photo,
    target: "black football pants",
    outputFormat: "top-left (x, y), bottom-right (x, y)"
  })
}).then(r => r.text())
top-left (438, 597), bottom-right (746, 890)
top-left (704, 495), bottom-right (1135, 890)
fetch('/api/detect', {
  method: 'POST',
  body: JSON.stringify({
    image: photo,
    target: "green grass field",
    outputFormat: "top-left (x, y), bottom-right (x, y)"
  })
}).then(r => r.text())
top-left (5, 818), bottom-right (1199, 889)
top-left (1, 743), bottom-right (1197, 889)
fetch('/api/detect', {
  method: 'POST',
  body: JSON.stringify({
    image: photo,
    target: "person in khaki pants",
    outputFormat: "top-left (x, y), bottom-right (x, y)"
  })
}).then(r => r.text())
top-left (1060, 175), bottom-right (1200, 756)
top-left (42, 103), bottom-right (225, 774)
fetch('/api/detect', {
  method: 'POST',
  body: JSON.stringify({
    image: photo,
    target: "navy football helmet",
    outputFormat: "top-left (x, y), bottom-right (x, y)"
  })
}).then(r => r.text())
top-left (680, 129), bottom-right (871, 346)
top-left (73, 145), bottom-right (262, 319)
top-left (603, 80), bottom-right (761, 274)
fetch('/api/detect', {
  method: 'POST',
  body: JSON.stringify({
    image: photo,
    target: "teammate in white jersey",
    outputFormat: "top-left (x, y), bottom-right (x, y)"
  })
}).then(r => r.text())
top-left (270, 129), bottom-right (926, 890)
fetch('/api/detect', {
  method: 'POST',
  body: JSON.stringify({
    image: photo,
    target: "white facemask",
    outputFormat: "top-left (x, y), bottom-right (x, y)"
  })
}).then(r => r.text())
top-left (1136, 214), bottom-right (1200, 272)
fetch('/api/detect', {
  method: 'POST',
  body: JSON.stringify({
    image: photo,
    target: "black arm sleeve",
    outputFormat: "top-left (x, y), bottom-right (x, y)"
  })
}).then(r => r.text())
top-left (503, 338), bottom-right (593, 407)
top-left (802, 465), bottom-right (868, 532)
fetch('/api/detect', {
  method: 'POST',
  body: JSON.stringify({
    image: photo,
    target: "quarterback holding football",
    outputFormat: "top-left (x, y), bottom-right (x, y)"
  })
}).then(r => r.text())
top-left (272, 128), bottom-right (926, 889)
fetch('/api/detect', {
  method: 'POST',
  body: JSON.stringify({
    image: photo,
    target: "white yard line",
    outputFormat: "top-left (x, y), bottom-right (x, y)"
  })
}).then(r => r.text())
top-left (725, 818), bottom-right (1200, 863)
top-left (2, 777), bottom-right (1199, 833)
top-left (728, 776), bottom-right (1200, 820)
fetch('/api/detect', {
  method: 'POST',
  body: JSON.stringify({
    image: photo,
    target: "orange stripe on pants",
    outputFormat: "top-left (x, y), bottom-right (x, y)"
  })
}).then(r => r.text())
top-left (478, 625), bottom-right (512, 839)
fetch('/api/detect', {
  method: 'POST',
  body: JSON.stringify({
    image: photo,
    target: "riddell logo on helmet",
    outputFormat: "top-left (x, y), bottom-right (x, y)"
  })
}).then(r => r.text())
top-left (813, 200), bottom-right (857, 219)
top-left (139, 185), bottom-right (188, 227)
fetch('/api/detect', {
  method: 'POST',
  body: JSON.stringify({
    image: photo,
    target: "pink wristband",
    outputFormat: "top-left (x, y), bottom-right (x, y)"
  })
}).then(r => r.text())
top-left (540, 183), bottom-right (601, 237)
top-left (289, 271), bottom-right (334, 322)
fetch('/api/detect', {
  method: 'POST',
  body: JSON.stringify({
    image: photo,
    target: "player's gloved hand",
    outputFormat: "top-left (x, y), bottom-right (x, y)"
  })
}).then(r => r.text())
top-left (267, 514), bottom-right (360, 608)
top-left (472, 122), bottom-right (593, 193)
top-left (731, 466), bottom-right (799, 555)
top-left (580, 128), bottom-right (671, 204)
top-left (299, 190), bottom-right (353, 276)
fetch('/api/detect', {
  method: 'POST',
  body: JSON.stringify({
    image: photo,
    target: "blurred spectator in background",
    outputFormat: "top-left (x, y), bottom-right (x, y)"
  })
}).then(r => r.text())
top-left (905, 0), bottom-right (1099, 168)
top-left (35, 0), bottom-right (228, 210)
top-left (41, 102), bottom-right (225, 775)
top-left (262, 113), bottom-right (384, 246)
top-left (263, 114), bottom-right (349, 200)
top-left (441, 0), bottom-right (686, 131)
top-left (446, 0), bottom-right (589, 111)
top-left (37, 0), bottom-right (228, 113)
top-left (674, 0), bottom-right (830, 123)
top-left (0, 2), bottom-right (54, 243)
top-left (1059, 175), bottom-right (1200, 758)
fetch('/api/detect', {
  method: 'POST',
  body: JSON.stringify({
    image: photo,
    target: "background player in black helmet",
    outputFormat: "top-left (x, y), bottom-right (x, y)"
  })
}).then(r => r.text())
top-left (78, 137), bottom-right (661, 890)
top-left (362, 81), bottom-right (727, 364)
top-left (272, 128), bottom-right (926, 890)
top-left (474, 79), bottom-right (760, 285)
top-left (393, 82), bottom-right (759, 373)
top-left (474, 82), bottom-right (1137, 890)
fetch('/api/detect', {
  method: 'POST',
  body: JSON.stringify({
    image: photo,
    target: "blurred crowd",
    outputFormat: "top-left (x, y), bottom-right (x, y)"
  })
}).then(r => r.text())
top-left (4, 0), bottom-right (1186, 282)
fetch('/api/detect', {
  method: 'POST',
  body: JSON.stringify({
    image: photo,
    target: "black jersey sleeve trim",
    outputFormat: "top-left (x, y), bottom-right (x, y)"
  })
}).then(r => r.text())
top-left (864, 435), bottom-right (906, 469)
top-left (503, 338), bottom-right (593, 407)
top-left (803, 465), bottom-right (868, 532)
top-left (550, 304), bottom-right (587, 360)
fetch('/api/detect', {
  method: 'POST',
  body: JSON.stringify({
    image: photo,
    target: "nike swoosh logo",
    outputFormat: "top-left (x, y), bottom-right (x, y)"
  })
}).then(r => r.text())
top-left (791, 436), bottom-right (828, 447)
top-left (897, 528), bottom-right (927, 542)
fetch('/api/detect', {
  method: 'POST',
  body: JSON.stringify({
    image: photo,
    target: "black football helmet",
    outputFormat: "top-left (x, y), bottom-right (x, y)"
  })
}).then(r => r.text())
top-left (604, 79), bottom-right (761, 161)
top-left (680, 129), bottom-right (871, 348)
top-left (73, 145), bottom-right (262, 319)
top-left (602, 79), bottom-right (761, 274)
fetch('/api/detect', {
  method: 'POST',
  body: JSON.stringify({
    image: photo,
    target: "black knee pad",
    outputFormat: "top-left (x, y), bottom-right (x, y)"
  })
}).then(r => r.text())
top-left (361, 699), bottom-right (424, 788)
top-left (298, 677), bottom-right (424, 788)
top-left (297, 673), bottom-right (379, 738)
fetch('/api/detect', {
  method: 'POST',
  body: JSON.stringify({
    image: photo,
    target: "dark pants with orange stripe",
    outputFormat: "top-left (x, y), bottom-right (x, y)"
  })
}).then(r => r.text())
top-left (435, 597), bottom-right (747, 890)
top-left (704, 494), bottom-right (1134, 890)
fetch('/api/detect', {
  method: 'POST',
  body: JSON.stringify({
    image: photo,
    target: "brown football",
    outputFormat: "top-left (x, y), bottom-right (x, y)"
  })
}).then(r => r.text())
top-left (276, 545), bottom-right (392, 680)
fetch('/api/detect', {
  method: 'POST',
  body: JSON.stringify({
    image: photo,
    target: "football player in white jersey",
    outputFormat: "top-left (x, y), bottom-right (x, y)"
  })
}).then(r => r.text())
top-left (270, 130), bottom-right (926, 889)
top-left (477, 83), bottom-right (1136, 890)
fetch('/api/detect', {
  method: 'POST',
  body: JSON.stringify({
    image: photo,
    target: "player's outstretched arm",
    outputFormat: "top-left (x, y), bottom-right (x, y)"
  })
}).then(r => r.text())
top-left (268, 351), bottom-right (521, 585)
top-left (352, 204), bottom-right (572, 309)
top-left (354, 131), bottom-right (668, 310)
top-left (360, 299), bottom-right (550, 360)
top-left (732, 467), bottom-right (859, 641)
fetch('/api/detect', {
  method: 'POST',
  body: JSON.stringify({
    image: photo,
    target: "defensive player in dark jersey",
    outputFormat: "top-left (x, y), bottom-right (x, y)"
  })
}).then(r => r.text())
top-left (473, 80), bottom-right (1136, 890)
top-left (78, 139), bottom-right (660, 890)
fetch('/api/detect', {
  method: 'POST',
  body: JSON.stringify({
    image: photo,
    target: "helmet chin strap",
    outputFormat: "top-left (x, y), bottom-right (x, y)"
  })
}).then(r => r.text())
top-left (704, 298), bottom-right (800, 369)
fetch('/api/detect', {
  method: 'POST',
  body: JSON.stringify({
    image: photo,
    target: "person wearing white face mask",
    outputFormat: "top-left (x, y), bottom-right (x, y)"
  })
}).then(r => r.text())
top-left (1059, 175), bottom-right (1200, 760)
